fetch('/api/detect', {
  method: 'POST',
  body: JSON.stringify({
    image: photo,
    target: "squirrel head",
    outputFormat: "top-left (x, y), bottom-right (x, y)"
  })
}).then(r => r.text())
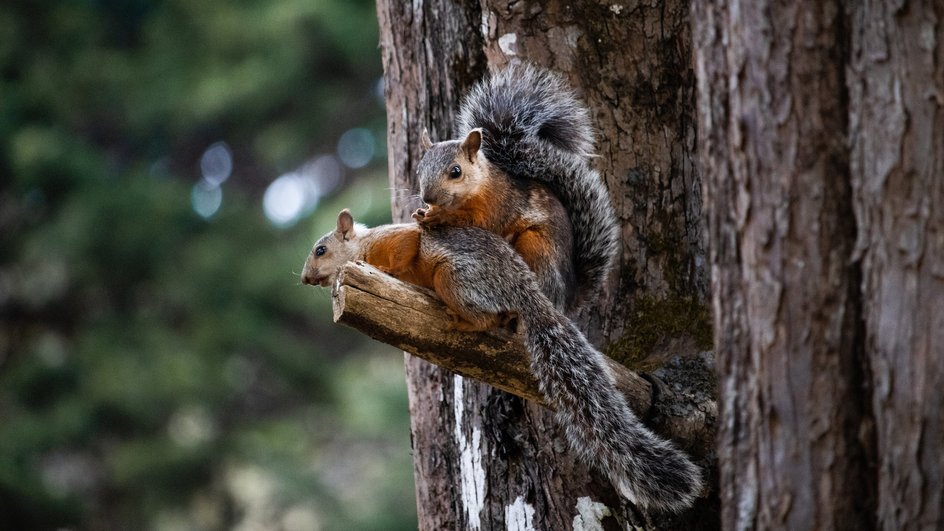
top-left (416, 128), bottom-right (490, 209)
top-left (301, 209), bottom-right (366, 287)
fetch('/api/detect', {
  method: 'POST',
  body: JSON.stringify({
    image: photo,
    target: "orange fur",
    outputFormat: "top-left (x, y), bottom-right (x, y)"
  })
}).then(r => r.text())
top-left (424, 184), bottom-right (544, 253)
top-left (509, 226), bottom-right (557, 274)
top-left (361, 225), bottom-right (502, 331)
top-left (457, 192), bottom-right (498, 230)
top-left (354, 221), bottom-right (505, 331)
top-left (363, 227), bottom-right (436, 288)
top-left (419, 186), bottom-right (501, 233)
top-left (417, 182), bottom-right (572, 302)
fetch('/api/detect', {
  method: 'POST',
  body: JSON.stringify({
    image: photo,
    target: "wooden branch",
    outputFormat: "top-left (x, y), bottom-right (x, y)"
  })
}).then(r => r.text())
top-left (331, 261), bottom-right (715, 453)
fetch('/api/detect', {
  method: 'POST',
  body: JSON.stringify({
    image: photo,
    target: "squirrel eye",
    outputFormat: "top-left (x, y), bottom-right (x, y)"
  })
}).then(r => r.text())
top-left (315, 245), bottom-right (326, 257)
top-left (448, 165), bottom-right (462, 179)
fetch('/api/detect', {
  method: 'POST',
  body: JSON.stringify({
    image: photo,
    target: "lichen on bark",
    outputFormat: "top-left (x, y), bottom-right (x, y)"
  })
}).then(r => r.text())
top-left (605, 295), bottom-right (713, 372)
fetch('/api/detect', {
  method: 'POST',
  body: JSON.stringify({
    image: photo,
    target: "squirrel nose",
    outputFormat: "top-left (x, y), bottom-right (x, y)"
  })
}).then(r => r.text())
top-left (300, 267), bottom-right (317, 285)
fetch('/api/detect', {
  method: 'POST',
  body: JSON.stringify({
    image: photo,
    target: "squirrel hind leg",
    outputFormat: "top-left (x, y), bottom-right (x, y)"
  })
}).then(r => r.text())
top-left (432, 266), bottom-right (508, 333)
top-left (445, 307), bottom-right (505, 333)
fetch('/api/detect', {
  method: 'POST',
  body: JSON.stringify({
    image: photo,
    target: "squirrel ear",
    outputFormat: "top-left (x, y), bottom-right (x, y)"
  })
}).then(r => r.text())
top-left (461, 128), bottom-right (482, 162)
top-left (336, 209), bottom-right (355, 240)
top-left (421, 129), bottom-right (432, 151)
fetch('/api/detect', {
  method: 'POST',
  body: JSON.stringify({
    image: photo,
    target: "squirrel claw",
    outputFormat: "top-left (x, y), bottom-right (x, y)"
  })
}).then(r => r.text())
top-left (413, 206), bottom-right (445, 227)
top-left (411, 207), bottom-right (428, 223)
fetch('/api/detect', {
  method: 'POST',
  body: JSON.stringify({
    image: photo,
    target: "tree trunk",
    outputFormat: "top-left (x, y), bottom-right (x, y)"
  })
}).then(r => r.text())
top-left (694, 0), bottom-right (943, 528)
top-left (377, 1), bottom-right (715, 529)
top-left (693, 1), bottom-right (872, 527)
top-left (848, 2), bottom-right (944, 527)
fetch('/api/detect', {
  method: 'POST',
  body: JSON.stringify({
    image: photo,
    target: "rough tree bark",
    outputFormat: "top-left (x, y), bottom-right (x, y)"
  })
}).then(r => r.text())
top-left (377, 1), bottom-right (715, 529)
top-left (693, 1), bottom-right (873, 527)
top-left (848, 2), bottom-right (944, 528)
top-left (694, 0), bottom-right (943, 529)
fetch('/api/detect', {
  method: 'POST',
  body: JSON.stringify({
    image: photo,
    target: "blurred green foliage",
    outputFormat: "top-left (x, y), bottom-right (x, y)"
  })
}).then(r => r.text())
top-left (0, 0), bottom-right (416, 529)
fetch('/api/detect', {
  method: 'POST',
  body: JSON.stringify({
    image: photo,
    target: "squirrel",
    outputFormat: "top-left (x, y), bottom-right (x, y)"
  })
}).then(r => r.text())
top-left (413, 128), bottom-right (576, 309)
top-left (301, 210), bottom-right (702, 512)
top-left (413, 63), bottom-right (619, 312)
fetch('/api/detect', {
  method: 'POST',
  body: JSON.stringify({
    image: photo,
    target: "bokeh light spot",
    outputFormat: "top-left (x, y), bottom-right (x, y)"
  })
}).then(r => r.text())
top-left (200, 141), bottom-right (233, 186)
top-left (192, 180), bottom-right (223, 219)
top-left (263, 174), bottom-right (309, 227)
top-left (336, 128), bottom-right (375, 169)
top-left (305, 155), bottom-right (343, 196)
top-left (167, 406), bottom-right (216, 447)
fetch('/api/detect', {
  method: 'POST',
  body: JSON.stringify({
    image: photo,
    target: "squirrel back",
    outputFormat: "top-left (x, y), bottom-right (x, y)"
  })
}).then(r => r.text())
top-left (456, 64), bottom-right (619, 310)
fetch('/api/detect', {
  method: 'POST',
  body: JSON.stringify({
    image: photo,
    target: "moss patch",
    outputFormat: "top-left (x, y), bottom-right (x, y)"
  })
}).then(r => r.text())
top-left (605, 295), bottom-right (713, 372)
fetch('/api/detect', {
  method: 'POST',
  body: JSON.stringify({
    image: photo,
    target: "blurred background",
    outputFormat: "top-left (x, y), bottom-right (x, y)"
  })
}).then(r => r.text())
top-left (0, 0), bottom-right (417, 529)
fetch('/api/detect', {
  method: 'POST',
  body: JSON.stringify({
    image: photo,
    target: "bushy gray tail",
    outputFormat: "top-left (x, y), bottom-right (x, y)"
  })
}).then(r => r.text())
top-left (457, 64), bottom-right (619, 311)
top-left (522, 295), bottom-right (703, 512)
top-left (457, 63), bottom-right (595, 159)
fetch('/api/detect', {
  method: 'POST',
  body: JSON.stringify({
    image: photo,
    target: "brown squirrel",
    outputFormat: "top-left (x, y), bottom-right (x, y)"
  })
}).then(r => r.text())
top-left (414, 64), bottom-right (619, 313)
top-left (413, 127), bottom-right (576, 310)
top-left (300, 209), bottom-right (506, 330)
top-left (300, 210), bottom-right (702, 511)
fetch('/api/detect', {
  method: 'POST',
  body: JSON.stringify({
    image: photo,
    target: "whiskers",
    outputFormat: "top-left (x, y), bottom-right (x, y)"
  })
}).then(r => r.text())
top-left (386, 187), bottom-right (420, 200)
top-left (386, 188), bottom-right (425, 213)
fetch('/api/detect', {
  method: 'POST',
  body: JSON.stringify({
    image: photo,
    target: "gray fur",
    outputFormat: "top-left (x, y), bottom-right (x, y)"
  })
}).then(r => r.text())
top-left (423, 226), bottom-right (703, 512)
top-left (416, 141), bottom-right (462, 206)
top-left (457, 64), bottom-right (595, 158)
top-left (456, 63), bottom-right (620, 311)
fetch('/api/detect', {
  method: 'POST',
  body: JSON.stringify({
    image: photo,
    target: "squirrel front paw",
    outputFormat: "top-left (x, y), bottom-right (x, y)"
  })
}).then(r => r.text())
top-left (412, 206), bottom-right (444, 227)
top-left (411, 207), bottom-right (428, 223)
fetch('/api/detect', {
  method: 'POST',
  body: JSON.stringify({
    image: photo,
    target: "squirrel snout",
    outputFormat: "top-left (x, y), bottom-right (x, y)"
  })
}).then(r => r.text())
top-left (421, 185), bottom-right (444, 206)
top-left (300, 267), bottom-right (331, 287)
top-left (300, 269), bottom-right (316, 286)
top-left (300, 264), bottom-right (319, 286)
